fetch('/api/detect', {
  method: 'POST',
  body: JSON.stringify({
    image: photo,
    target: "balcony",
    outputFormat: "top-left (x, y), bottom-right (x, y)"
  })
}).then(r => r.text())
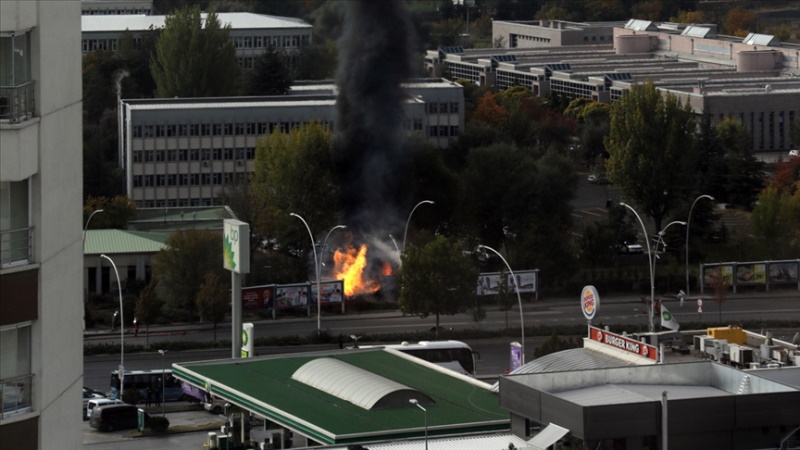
top-left (0, 226), bottom-right (34, 266)
top-left (0, 374), bottom-right (33, 419)
top-left (0, 81), bottom-right (36, 124)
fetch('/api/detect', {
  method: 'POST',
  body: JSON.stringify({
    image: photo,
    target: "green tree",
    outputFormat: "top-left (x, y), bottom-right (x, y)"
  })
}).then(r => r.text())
top-left (150, 6), bottom-right (239, 98)
top-left (398, 235), bottom-right (479, 338)
top-left (153, 229), bottom-right (224, 321)
top-left (251, 121), bottom-right (340, 261)
top-left (135, 280), bottom-right (163, 349)
top-left (245, 44), bottom-right (293, 95)
top-left (578, 220), bottom-right (617, 279)
top-left (715, 118), bottom-right (764, 209)
top-left (494, 268), bottom-right (516, 329)
top-left (605, 82), bottom-right (697, 231)
top-left (750, 185), bottom-right (799, 245)
top-left (534, 330), bottom-right (579, 358)
top-left (83, 196), bottom-right (138, 230)
top-left (196, 272), bottom-right (229, 343)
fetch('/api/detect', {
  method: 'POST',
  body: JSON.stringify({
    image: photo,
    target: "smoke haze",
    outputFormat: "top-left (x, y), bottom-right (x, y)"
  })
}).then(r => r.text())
top-left (333, 0), bottom-right (414, 241)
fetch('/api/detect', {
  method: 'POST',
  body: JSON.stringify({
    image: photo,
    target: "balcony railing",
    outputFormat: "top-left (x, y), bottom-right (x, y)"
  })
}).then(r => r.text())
top-left (0, 81), bottom-right (36, 124)
top-left (0, 374), bottom-right (33, 419)
top-left (0, 226), bottom-right (34, 266)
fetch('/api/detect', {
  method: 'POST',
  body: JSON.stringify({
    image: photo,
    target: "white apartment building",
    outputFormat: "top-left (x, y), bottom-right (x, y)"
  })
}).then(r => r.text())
top-left (1, 1), bottom-right (84, 449)
top-left (119, 78), bottom-right (465, 208)
top-left (81, 12), bottom-right (312, 68)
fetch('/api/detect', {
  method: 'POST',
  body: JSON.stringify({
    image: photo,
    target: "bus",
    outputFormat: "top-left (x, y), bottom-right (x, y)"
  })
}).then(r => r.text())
top-left (110, 369), bottom-right (184, 402)
top-left (363, 340), bottom-right (477, 376)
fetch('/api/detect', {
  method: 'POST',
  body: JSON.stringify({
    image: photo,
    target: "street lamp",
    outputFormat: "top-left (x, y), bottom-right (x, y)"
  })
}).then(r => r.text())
top-left (403, 200), bottom-right (434, 251)
top-left (388, 234), bottom-right (400, 254)
top-left (409, 399), bottom-right (428, 450)
top-left (319, 225), bottom-right (347, 273)
top-left (685, 195), bottom-right (714, 297)
top-left (111, 310), bottom-right (118, 332)
top-left (100, 254), bottom-right (124, 397)
top-left (83, 209), bottom-right (104, 251)
top-left (478, 245), bottom-right (525, 365)
top-left (652, 221), bottom-right (687, 308)
top-left (158, 349), bottom-right (168, 416)
top-left (290, 213), bottom-right (320, 333)
top-left (619, 203), bottom-right (655, 332)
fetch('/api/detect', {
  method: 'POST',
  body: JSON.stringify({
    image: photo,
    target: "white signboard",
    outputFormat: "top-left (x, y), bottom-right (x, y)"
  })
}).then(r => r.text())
top-left (223, 219), bottom-right (250, 274)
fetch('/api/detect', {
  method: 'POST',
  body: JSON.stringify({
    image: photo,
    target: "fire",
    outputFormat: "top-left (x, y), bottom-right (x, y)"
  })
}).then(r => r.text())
top-left (333, 244), bottom-right (380, 296)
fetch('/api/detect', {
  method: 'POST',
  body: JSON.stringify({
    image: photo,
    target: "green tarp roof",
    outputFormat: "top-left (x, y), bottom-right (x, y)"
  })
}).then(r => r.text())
top-left (83, 229), bottom-right (169, 255)
top-left (173, 349), bottom-right (509, 445)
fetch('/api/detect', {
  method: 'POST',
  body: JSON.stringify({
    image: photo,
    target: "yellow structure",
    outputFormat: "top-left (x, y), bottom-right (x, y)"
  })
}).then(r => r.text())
top-left (707, 327), bottom-right (746, 345)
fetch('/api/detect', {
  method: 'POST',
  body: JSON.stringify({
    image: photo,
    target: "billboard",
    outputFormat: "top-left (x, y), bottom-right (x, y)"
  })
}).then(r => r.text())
top-left (589, 326), bottom-right (658, 361)
top-left (736, 263), bottom-right (766, 285)
top-left (310, 280), bottom-right (346, 303)
top-left (477, 270), bottom-right (538, 296)
top-left (274, 284), bottom-right (310, 308)
top-left (223, 219), bottom-right (250, 274)
top-left (769, 261), bottom-right (799, 284)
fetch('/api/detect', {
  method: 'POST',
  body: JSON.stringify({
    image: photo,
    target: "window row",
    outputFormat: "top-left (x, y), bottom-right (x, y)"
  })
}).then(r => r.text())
top-left (132, 148), bottom-right (255, 163)
top-left (132, 172), bottom-right (248, 188)
top-left (131, 121), bottom-right (332, 138)
top-left (427, 125), bottom-right (460, 138)
top-left (426, 102), bottom-right (460, 114)
top-left (232, 34), bottom-right (309, 49)
top-left (140, 198), bottom-right (222, 208)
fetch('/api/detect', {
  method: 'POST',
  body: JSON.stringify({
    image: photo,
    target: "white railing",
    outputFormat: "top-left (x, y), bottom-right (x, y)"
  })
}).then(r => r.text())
top-left (0, 374), bottom-right (33, 419)
top-left (0, 81), bottom-right (36, 123)
top-left (0, 226), bottom-right (34, 266)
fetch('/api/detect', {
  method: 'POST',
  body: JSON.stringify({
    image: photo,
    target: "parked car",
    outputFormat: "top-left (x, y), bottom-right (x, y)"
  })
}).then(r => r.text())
top-left (203, 396), bottom-right (226, 415)
top-left (83, 388), bottom-right (105, 419)
top-left (619, 243), bottom-right (644, 254)
top-left (588, 174), bottom-right (611, 184)
top-left (89, 404), bottom-right (143, 432)
top-left (86, 398), bottom-right (122, 420)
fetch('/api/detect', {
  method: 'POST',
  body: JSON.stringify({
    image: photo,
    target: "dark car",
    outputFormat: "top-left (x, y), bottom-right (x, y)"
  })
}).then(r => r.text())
top-left (89, 404), bottom-right (143, 432)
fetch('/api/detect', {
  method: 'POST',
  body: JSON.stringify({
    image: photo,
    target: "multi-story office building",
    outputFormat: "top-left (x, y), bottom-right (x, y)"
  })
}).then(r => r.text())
top-left (1, 1), bottom-right (84, 449)
top-left (427, 19), bottom-right (800, 153)
top-left (81, 12), bottom-right (312, 68)
top-left (81, 0), bottom-right (153, 16)
top-left (119, 78), bottom-right (464, 208)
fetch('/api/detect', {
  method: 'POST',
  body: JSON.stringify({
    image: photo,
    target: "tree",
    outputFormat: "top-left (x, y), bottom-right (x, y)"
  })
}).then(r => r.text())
top-left (534, 330), bottom-right (579, 358)
top-left (196, 272), bottom-right (229, 343)
top-left (723, 7), bottom-right (756, 37)
top-left (494, 268), bottom-right (516, 329)
top-left (673, 10), bottom-right (704, 23)
top-left (715, 118), bottom-right (764, 209)
top-left (398, 235), bottom-right (479, 338)
top-left (470, 91), bottom-right (509, 127)
top-left (153, 229), bottom-right (224, 321)
top-left (750, 185), bottom-right (799, 245)
top-left (83, 195), bottom-right (138, 230)
top-left (245, 44), bottom-right (293, 95)
top-left (605, 81), bottom-right (697, 231)
top-left (251, 121), bottom-right (340, 261)
top-left (150, 6), bottom-right (239, 98)
top-left (135, 280), bottom-right (163, 349)
top-left (707, 269), bottom-right (729, 323)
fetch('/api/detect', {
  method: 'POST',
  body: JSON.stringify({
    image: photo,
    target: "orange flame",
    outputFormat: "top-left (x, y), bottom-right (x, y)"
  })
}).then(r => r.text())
top-left (333, 244), bottom-right (380, 296)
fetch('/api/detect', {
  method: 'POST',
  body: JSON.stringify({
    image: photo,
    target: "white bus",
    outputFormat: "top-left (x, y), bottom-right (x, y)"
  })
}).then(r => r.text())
top-left (361, 340), bottom-right (477, 376)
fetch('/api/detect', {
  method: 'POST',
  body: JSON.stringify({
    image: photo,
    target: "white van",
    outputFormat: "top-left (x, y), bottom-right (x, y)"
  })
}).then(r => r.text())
top-left (85, 398), bottom-right (122, 420)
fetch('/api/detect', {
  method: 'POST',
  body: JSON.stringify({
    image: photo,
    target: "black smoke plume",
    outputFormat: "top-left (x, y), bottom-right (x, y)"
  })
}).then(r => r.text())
top-left (333, 0), bottom-right (414, 242)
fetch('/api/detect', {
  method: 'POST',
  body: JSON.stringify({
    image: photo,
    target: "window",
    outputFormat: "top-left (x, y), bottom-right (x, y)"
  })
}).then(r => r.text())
top-left (0, 323), bottom-right (33, 418)
top-left (0, 31), bottom-right (34, 122)
top-left (0, 179), bottom-right (31, 265)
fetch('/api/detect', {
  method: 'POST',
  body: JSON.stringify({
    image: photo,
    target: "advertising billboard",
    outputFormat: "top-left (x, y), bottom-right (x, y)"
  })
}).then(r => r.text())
top-left (736, 263), bottom-right (766, 285)
top-left (310, 280), bottom-right (346, 303)
top-left (275, 284), bottom-right (310, 308)
top-left (477, 270), bottom-right (538, 295)
top-left (769, 261), bottom-right (799, 284)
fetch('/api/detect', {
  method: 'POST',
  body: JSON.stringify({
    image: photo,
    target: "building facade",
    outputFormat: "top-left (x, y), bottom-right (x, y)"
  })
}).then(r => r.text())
top-left (119, 78), bottom-right (464, 207)
top-left (0, 1), bottom-right (84, 449)
top-left (81, 0), bottom-right (153, 16)
top-left (428, 19), bottom-right (800, 153)
top-left (81, 12), bottom-right (312, 68)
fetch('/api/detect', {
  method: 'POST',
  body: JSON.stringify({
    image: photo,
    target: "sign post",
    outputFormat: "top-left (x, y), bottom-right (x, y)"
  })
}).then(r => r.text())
top-left (241, 323), bottom-right (254, 358)
top-left (581, 285), bottom-right (600, 335)
top-left (224, 219), bottom-right (250, 359)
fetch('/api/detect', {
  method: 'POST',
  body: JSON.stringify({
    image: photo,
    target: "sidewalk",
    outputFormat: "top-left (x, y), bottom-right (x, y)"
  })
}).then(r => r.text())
top-left (84, 289), bottom-right (798, 339)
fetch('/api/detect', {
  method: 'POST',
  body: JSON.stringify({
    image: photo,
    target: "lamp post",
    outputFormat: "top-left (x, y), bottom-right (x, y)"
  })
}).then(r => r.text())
top-left (158, 349), bottom-right (168, 416)
top-left (619, 203), bottom-right (655, 332)
top-left (83, 209), bottom-right (104, 330)
top-left (100, 254), bottom-right (124, 397)
top-left (111, 310), bottom-right (118, 332)
top-left (388, 234), bottom-right (400, 254)
top-left (409, 399), bottom-right (428, 450)
top-left (403, 200), bottom-right (434, 251)
top-left (290, 213), bottom-right (320, 333)
top-left (478, 245), bottom-right (525, 365)
top-left (685, 195), bottom-right (714, 297)
top-left (319, 225), bottom-right (347, 275)
top-left (652, 221), bottom-right (687, 311)
top-left (83, 209), bottom-right (104, 251)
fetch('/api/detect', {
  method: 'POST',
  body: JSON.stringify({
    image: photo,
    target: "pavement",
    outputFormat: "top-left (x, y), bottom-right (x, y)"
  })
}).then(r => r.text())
top-left (83, 289), bottom-right (799, 339)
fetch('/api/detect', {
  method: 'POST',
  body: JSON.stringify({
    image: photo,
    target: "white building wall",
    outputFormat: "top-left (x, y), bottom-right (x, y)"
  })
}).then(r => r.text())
top-left (0, 1), bottom-right (83, 449)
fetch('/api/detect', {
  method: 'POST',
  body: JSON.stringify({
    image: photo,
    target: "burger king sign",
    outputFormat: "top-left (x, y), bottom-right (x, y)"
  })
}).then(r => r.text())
top-left (581, 285), bottom-right (599, 321)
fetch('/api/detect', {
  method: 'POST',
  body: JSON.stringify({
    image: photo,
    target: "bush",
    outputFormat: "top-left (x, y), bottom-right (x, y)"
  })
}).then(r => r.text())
top-left (122, 387), bottom-right (142, 405)
top-left (147, 415), bottom-right (170, 433)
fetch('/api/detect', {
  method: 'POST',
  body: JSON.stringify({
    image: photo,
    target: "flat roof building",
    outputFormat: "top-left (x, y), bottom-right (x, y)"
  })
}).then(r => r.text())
top-left (427, 19), bottom-right (800, 153)
top-left (119, 78), bottom-right (464, 207)
top-left (81, 0), bottom-right (153, 15)
top-left (81, 12), bottom-right (312, 67)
